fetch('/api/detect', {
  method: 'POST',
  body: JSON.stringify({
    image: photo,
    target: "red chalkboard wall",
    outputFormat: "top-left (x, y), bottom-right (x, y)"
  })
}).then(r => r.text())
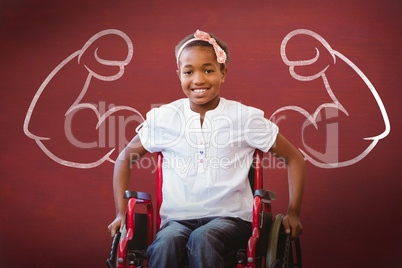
top-left (1, 1), bottom-right (401, 267)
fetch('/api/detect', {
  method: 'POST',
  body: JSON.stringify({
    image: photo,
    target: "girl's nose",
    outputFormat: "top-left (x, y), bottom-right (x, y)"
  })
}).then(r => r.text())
top-left (193, 72), bottom-right (205, 84)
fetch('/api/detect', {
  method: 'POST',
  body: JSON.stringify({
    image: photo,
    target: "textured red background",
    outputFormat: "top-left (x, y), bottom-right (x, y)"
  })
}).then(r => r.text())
top-left (1, 1), bottom-right (401, 267)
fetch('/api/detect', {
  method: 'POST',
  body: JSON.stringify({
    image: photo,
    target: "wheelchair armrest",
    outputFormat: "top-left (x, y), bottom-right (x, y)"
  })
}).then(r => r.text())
top-left (254, 189), bottom-right (277, 202)
top-left (124, 190), bottom-right (152, 201)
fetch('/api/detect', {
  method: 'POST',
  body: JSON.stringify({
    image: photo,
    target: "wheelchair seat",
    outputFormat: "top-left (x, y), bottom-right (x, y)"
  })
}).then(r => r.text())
top-left (107, 150), bottom-right (302, 268)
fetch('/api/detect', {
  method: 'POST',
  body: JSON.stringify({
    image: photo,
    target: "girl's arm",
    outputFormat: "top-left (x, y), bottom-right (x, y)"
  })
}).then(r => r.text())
top-left (269, 133), bottom-right (306, 240)
top-left (108, 134), bottom-right (148, 237)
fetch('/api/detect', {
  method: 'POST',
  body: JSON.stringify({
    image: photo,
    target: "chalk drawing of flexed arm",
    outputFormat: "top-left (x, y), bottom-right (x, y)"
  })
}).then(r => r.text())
top-left (271, 29), bottom-right (390, 168)
top-left (24, 29), bottom-right (144, 168)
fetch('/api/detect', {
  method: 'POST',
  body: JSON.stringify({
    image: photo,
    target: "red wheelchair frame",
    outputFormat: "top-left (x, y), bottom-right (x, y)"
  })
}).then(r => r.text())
top-left (107, 150), bottom-right (302, 268)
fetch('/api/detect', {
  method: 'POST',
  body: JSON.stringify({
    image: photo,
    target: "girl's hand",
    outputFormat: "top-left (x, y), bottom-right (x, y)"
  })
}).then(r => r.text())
top-left (282, 213), bottom-right (303, 240)
top-left (108, 214), bottom-right (125, 238)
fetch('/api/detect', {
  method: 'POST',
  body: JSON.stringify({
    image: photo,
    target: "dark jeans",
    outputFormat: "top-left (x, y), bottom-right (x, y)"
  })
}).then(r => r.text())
top-left (146, 216), bottom-right (252, 268)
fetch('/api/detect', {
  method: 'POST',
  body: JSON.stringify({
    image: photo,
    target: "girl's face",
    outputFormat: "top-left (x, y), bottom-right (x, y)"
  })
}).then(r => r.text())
top-left (177, 46), bottom-right (227, 114)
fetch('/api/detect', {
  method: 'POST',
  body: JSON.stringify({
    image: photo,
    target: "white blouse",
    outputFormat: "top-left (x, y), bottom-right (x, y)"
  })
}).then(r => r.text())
top-left (138, 97), bottom-right (278, 227)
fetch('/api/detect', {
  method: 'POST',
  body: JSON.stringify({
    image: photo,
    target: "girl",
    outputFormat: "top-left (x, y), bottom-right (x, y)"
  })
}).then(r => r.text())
top-left (108, 30), bottom-right (305, 268)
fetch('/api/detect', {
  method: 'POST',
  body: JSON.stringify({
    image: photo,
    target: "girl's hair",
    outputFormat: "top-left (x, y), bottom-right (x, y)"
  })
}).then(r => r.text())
top-left (175, 31), bottom-right (230, 69)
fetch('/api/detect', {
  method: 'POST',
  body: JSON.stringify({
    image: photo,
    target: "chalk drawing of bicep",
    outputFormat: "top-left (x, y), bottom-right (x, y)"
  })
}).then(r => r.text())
top-left (23, 29), bottom-right (144, 168)
top-left (270, 29), bottom-right (390, 168)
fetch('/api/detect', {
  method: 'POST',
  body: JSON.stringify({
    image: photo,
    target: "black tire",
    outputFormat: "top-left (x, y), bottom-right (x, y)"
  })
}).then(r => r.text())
top-left (115, 226), bottom-right (127, 268)
top-left (265, 214), bottom-right (294, 268)
top-left (107, 229), bottom-right (122, 268)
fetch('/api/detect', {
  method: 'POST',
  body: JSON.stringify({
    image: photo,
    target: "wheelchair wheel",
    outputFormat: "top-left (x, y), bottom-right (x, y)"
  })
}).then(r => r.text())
top-left (106, 225), bottom-right (126, 268)
top-left (115, 226), bottom-right (127, 267)
top-left (265, 214), bottom-right (293, 268)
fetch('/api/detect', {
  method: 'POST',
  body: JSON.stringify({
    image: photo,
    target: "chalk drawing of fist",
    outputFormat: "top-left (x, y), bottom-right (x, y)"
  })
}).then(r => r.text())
top-left (24, 29), bottom-right (144, 168)
top-left (270, 29), bottom-right (390, 168)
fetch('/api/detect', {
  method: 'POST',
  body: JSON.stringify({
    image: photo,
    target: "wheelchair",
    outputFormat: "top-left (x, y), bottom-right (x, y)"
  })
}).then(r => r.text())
top-left (107, 150), bottom-right (302, 268)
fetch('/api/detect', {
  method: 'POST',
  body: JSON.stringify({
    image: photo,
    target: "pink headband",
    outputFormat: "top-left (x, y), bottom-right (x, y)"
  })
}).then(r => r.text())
top-left (176, 30), bottom-right (227, 68)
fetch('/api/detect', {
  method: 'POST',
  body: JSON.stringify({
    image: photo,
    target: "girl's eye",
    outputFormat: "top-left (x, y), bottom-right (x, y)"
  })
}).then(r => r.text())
top-left (183, 71), bottom-right (192, 75)
top-left (205, 69), bottom-right (214, 74)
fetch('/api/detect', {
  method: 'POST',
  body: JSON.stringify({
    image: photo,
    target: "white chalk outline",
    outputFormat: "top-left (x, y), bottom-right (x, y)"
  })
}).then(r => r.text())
top-left (23, 29), bottom-right (144, 168)
top-left (271, 29), bottom-right (390, 168)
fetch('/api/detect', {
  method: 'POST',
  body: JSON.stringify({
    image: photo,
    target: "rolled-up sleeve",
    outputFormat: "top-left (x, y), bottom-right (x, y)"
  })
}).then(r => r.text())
top-left (244, 108), bottom-right (279, 152)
